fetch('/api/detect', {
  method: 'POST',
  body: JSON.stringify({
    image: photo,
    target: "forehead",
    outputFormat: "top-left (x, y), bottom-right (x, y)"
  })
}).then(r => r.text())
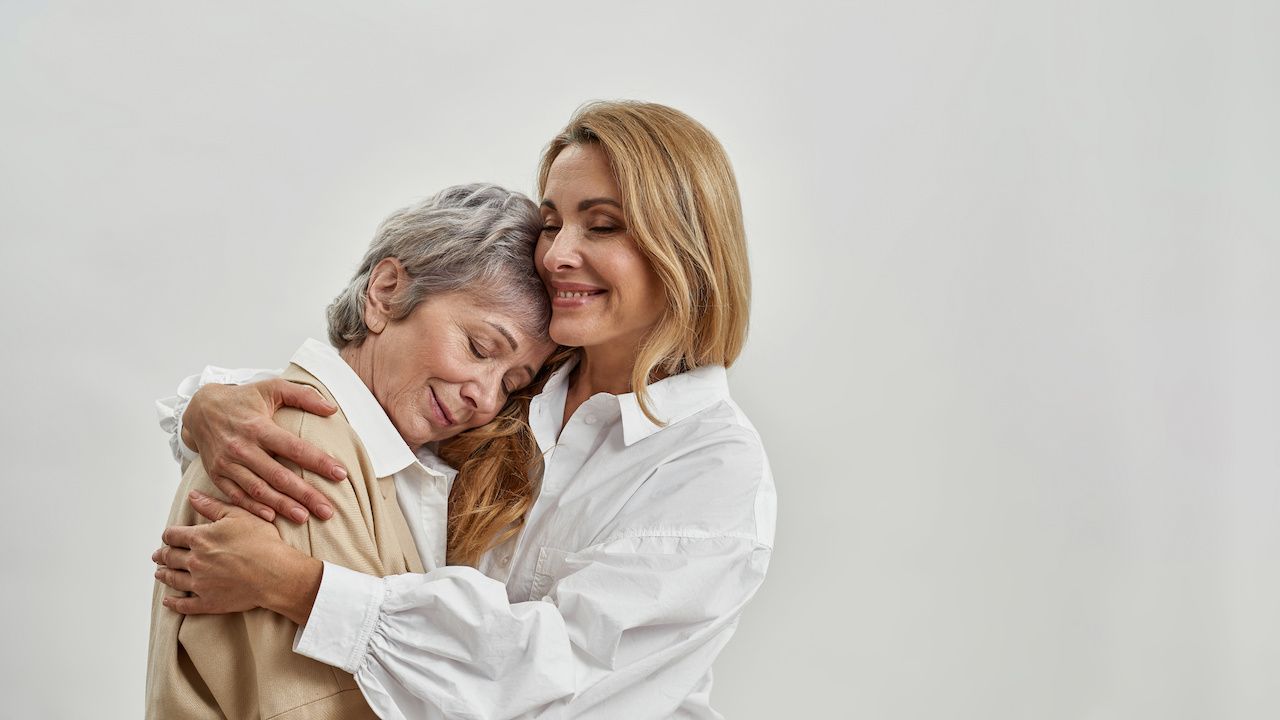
top-left (430, 291), bottom-right (549, 343)
top-left (543, 144), bottom-right (620, 201)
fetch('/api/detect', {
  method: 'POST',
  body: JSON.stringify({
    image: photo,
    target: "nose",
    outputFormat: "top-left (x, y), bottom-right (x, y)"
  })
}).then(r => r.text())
top-left (541, 227), bottom-right (583, 274)
top-left (458, 371), bottom-right (503, 419)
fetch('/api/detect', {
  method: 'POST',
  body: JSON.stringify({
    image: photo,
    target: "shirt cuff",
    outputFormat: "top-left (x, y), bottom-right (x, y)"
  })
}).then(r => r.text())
top-left (170, 396), bottom-right (200, 463)
top-left (293, 561), bottom-right (388, 674)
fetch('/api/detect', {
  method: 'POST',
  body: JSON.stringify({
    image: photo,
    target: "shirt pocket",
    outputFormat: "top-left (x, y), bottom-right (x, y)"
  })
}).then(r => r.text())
top-left (528, 545), bottom-right (573, 601)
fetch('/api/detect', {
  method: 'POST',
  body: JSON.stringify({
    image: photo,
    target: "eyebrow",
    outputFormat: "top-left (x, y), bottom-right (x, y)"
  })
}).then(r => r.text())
top-left (485, 321), bottom-right (518, 352)
top-left (540, 198), bottom-right (623, 212)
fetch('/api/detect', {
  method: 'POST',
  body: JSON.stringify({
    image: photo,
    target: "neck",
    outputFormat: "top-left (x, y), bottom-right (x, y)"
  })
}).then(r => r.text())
top-left (339, 342), bottom-right (375, 394)
top-left (561, 344), bottom-right (634, 427)
top-left (561, 341), bottom-right (678, 427)
top-left (573, 345), bottom-right (636, 397)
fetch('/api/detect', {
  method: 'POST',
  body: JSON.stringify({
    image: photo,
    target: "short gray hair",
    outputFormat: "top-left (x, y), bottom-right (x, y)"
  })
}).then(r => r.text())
top-left (326, 183), bottom-right (549, 348)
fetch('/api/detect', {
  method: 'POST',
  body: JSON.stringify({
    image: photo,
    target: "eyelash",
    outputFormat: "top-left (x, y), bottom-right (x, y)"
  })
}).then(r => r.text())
top-left (468, 339), bottom-right (488, 360)
top-left (538, 223), bottom-right (621, 237)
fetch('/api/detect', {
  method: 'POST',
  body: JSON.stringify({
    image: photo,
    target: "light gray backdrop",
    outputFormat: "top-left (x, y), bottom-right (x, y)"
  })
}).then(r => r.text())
top-left (1, 1), bottom-right (1276, 718)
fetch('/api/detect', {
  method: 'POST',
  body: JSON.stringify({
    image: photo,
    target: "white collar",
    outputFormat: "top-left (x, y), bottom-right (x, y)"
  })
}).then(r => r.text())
top-left (290, 338), bottom-right (439, 479)
top-left (617, 364), bottom-right (730, 446)
top-left (530, 356), bottom-right (731, 449)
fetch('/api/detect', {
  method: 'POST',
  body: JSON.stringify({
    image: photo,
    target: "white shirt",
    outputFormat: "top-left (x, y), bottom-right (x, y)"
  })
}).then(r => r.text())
top-left (161, 355), bottom-right (777, 719)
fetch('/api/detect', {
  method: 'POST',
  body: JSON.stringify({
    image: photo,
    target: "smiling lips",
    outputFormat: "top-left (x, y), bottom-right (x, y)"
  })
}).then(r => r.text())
top-left (551, 281), bottom-right (606, 308)
top-left (428, 387), bottom-right (455, 427)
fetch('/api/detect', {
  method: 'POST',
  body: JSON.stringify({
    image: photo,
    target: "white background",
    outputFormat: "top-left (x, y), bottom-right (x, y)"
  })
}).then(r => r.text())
top-left (1, 1), bottom-right (1277, 718)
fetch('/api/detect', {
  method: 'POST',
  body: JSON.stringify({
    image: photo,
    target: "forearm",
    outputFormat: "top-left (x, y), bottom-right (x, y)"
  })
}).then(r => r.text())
top-left (263, 553), bottom-right (324, 626)
top-left (293, 536), bottom-right (769, 719)
top-left (296, 564), bottom-right (576, 719)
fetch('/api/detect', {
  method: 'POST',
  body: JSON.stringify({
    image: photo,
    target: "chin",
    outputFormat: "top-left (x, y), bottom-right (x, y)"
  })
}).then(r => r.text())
top-left (549, 319), bottom-right (594, 348)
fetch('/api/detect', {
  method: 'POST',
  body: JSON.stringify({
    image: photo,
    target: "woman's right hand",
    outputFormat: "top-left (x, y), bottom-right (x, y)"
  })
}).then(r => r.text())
top-left (183, 379), bottom-right (347, 523)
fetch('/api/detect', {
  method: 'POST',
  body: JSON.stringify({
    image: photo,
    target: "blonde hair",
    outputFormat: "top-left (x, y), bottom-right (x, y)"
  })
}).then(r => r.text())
top-left (537, 100), bottom-right (752, 423)
top-left (442, 101), bottom-right (751, 565)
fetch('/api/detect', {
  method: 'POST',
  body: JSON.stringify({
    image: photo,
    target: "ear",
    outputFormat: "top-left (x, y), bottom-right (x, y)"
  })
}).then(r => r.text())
top-left (364, 257), bottom-right (405, 335)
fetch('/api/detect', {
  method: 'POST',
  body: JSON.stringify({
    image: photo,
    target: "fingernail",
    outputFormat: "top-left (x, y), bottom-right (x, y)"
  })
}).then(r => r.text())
top-left (189, 490), bottom-right (204, 501)
top-left (316, 505), bottom-right (334, 520)
top-left (290, 508), bottom-right (309, 523)
top-left (151, 551), bottom-right (159, 562)
top-left (258, 509), bottom-right (275, 522)
top-left (154, 569), bottom-right (163, 579)
top-left (332, 466), bottom-right (348, 481)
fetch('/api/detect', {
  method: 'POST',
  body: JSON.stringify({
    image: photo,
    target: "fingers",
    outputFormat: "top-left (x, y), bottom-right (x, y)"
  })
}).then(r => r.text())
top-left (187, 489), bottom-right (254, 522)
top-left (155, 567), bottom-right (193, 593)
top-left (260, 423), bottom-right (347, 483)
top-left (152, 546), bottom-right (192, 570)
top-left (162, 594), bottom-right (211, 615)
top-left (271, 380), bottom-right (337, 417)
top-left (210, 473), bottom-right (276, 522)
top-left (161, 524), bottom-right (197, 550)
top-left (222, 461), bottom-right (310, 523)
top-left (237, 443), bottom-right (331, 522)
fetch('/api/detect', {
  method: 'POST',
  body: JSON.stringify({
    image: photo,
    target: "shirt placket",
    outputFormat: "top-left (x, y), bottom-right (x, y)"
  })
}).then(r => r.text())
top-left (508, 395), bottom-right (612, 601)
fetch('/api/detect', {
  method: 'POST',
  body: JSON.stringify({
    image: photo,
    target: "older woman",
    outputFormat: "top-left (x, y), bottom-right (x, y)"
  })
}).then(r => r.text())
top-left (147, 183), bottom-right (556, 719)
top-left (154, 101), bottom-right (774, 718)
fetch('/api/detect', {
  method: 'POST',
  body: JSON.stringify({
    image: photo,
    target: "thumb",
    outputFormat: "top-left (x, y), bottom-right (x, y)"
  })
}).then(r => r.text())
top-left (273, 380), bottom-right (338, 417)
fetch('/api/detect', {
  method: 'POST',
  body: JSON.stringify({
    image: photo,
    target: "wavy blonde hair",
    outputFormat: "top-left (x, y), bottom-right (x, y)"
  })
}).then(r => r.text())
top-left (537, 100), bottom-right (752, 422)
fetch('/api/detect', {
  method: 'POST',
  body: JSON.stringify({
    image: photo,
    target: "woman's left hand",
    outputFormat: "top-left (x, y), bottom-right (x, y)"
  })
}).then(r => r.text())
top-left (153, 490), bottom-right (307, 616)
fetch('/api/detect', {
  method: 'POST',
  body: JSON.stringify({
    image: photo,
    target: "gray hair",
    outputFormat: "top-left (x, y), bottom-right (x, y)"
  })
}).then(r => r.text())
top-left (326, 183), bottom-right (549, 348)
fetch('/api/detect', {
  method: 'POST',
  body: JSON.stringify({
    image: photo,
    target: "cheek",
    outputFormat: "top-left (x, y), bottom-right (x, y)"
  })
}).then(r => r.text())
top-left (534, 243), bottom-right (551, 283)
top-left (613, 253), bottom-right (663, 312)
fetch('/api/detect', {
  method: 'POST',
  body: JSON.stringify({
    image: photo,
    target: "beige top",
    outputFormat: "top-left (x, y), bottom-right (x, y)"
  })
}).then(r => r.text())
top-left (146, 363), bottom-right (425, 720)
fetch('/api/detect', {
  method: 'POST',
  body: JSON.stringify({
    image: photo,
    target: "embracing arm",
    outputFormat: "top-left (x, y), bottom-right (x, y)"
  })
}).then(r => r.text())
top-left (155, 366), bottom-right (347, 522)
top-left (294, 535), bottom-right (771, 720)
top-left (298, 437), bottom-right (774, 719)
top-left (156, 430), bottom-right (777, 718)
top-left (157, 494), bottom-right (773, 720)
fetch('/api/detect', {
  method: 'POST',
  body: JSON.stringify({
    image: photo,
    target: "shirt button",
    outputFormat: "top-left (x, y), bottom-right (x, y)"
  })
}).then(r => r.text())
top-left (499, 555), bottom-right (511, 567)
top-left (584, 416), bottom-right (597, 426)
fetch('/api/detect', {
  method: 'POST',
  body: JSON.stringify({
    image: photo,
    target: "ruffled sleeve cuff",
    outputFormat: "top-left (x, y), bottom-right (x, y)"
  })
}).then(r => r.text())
top-left (154, 366), bottom-right (282, 465)
top-left (293, 561), bottom-right (388, 674)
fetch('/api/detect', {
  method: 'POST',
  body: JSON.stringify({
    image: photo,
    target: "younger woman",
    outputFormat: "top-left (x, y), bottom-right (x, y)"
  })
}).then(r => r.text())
top-left (154, 101), bottom-right (775, 718)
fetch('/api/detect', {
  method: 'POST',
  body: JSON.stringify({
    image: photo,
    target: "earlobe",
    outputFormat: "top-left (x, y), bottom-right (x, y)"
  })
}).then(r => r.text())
top-left (365, 310), bottom-right (387, 334)
top-left (364, 257), bottom-right (403, 335)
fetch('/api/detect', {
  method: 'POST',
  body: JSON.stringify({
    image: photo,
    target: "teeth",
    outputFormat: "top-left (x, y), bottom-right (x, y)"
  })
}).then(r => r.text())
top-left (557, 291), bottom-right (596, 298)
